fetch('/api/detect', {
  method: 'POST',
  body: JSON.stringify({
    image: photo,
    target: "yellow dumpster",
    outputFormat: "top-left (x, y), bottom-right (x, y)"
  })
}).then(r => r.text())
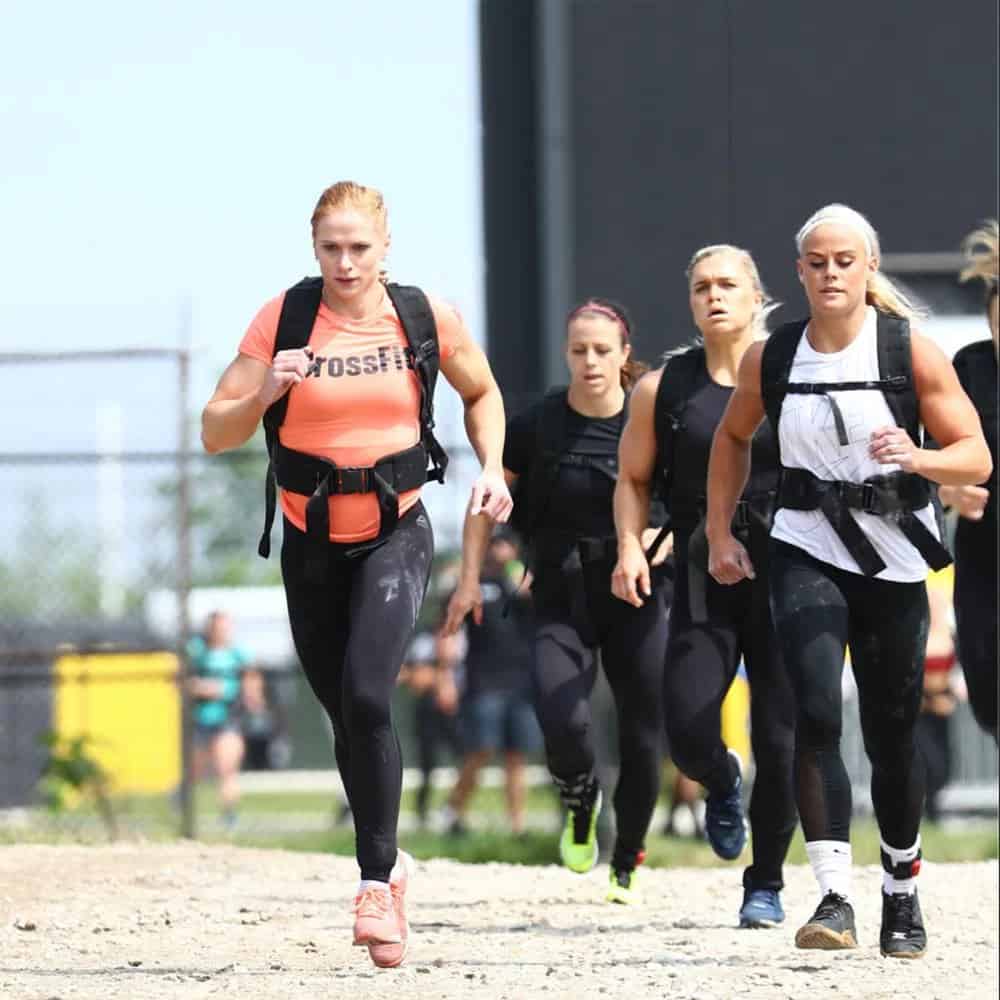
top-left (53, 652), bottom-right (180, 793)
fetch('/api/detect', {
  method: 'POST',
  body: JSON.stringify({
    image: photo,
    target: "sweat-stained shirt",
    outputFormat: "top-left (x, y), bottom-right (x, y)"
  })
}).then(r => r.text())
top-left (239, 288), bottom-right (461, 543)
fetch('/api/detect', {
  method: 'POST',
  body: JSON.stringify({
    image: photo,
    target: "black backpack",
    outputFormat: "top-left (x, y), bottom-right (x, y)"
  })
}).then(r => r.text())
top-left (257, 277), bottom-right (447, 562)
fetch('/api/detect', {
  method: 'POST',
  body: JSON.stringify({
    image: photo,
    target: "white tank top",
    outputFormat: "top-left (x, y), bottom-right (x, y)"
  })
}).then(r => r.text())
top-left (770, 307), bottom-right (939, 581)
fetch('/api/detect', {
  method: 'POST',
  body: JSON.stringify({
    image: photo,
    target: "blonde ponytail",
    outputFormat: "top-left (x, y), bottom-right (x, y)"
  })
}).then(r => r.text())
top-left (865, 270), bottom-right (927, 324)
top-left (959, 220), bottom-right (999, 293)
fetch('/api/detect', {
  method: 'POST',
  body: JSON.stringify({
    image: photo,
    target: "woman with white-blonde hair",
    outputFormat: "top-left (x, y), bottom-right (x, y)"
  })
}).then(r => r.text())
top-left (940, 220), bottom-right (998, 741)
top-left (614, 244), bottom-right (797, 928)
top-left (706, 203), bottom-right (991, 958)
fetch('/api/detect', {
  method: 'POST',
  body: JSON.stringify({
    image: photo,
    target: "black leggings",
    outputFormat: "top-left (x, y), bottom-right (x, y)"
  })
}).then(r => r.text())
top-left (954, 537), bottom-right (998, 740)
top-left (769, 538), bottom-right (928, 848)
top-left (663, 531), bottom-right (797, 892)
top-left (531, 561), bottom-right (670, 871)
top-left (281, 504), bottom-right (434, 881)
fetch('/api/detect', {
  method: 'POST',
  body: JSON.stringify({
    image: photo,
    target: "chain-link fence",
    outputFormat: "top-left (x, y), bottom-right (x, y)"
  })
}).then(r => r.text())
top-left (1, 348), bottom-right (996, 848)
top-left (0, 345), bottom-right (491, 840)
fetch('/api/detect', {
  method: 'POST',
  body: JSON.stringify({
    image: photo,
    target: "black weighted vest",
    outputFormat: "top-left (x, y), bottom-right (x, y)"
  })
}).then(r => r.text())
top-left (257, 278), bottom-right (448, 579)
top-left (509, 388), bottom-right (623, 565)
top-left (760, 311), bottom-right (951, 576)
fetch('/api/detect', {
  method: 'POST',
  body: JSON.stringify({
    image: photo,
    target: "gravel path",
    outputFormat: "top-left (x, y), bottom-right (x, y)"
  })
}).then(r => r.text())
top-left (1, 844), bottom-right (995, 999)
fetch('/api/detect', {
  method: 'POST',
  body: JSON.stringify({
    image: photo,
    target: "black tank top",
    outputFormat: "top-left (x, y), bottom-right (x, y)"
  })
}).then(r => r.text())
top-left (505, 397), bottom-right (624, 541)
top-left (952, 340), bottom-right (998, 552)
top-left (668, 358), bottom-right (779, 534)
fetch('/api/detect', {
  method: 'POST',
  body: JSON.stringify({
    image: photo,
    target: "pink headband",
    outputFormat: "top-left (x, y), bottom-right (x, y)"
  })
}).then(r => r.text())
top-left (568, 303), bottom-right (629, 339)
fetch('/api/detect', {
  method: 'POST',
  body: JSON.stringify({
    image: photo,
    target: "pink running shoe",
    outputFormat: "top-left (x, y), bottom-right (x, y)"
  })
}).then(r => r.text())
top-left (352, 885), bottom-right (401, 947)
top-left (368, 851), bottom-right (414, 969)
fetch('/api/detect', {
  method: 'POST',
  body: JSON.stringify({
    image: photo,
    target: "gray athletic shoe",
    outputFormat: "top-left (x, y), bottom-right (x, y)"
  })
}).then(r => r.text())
top-left (795, 891), bottom-right (858, 950)
top-left (880, 889), bottom-right (927, 959)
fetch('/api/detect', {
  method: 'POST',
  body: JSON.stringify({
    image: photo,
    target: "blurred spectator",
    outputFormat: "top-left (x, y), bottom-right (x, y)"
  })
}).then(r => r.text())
top-left (662, 765), bottom-right (705, 839)
top-left (185, 610), bottom-right (252, 829)
top-left (916, 567), bottom-right (960, 821)
top-left (239, 668), bottom-right (290, 771)
top-left (397, 629), bottom-right (464, 829)
top-left (440, 529), bottom-right (542, 836)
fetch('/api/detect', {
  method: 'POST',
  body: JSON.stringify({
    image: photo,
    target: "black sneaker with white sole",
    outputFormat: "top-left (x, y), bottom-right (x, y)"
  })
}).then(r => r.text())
top-left (794, 891), bottom-right (858, 950)
top-left (880, 889), bottom-right (927, 959)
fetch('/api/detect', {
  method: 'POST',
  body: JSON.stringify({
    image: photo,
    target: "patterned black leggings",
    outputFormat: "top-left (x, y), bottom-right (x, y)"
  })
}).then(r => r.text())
top-left (281, 504), bottom-right (433, 881)
top-left (769, 538), bottom-right (928, 848)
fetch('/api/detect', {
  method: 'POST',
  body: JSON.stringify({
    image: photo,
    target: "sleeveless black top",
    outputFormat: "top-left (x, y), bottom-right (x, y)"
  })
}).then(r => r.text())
top-left (667, 357), bottom-right (780, 536)
top-left (952, 340), bottom-right (998, 563)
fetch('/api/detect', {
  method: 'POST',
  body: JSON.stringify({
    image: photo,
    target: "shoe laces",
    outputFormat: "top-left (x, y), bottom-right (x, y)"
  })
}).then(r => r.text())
top-left (886, 891), bottom-right (915, 926)
top-left (707, 774), bottom-right (742, 821)
top-left (814, 892), bottom-right (848, 921)
top-left (569, 803), bottom-right (593, 842)
top-left (353, 887), bottom-right (392, 918)
top-left (611, 868), bottom-right (633, 890)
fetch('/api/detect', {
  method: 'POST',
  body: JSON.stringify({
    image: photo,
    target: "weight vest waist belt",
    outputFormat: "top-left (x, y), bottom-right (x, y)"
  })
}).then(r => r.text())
top-left (261, 441), bottom-right (428, 581)
top-left (777, 467), bottom-right (951, 576)
top-left (533, 532), bottom-right (619, 568)
top-left (684, 491), bottom-right (777, 624)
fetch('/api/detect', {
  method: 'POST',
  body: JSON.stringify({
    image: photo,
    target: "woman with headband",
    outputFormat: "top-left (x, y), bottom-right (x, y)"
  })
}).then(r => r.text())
top-left (940, 220), bottom-right (998, 741)
top-left (443, 298), bottom-right (672, 903)
top-left (613, 245), bottom-right (797, 930)
top-left (706, 204), bottom-right (991, 958)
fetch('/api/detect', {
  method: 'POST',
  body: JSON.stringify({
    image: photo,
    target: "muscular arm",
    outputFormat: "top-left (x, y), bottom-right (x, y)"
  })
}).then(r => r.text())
top-left (907, 334), bottom-right (993, 485)
top-left (441, 468), bottom-right (519, 634)
top-left (458, 470), bottom-right (519, 585)
top-left (201, 356), bottom-right (271, 453)
top-left (611, 370), bottom-right (660, 606)
top-left (440, 329), bottom-right (506, 472)
top-left (706, 343), bottom-right (765, 584)
top-left (201, 348), bottom-right (313, 454)
top-left (706, 343), bottom-right (765, 542)
top-left (614, 370), bottom-right (660, 552)
top-left (440, 327), bottom-right (512, 521)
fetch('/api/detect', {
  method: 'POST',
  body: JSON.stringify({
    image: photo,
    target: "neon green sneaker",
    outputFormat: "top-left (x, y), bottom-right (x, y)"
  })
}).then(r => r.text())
top-left (606, 866), bottom-right (640, 905)
top-left (559, 789), bottom-right (602, 874)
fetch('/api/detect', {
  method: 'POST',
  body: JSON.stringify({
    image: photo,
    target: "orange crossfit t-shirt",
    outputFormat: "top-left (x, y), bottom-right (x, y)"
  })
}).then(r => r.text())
top-left (239, 288), bottom-right (461, 543)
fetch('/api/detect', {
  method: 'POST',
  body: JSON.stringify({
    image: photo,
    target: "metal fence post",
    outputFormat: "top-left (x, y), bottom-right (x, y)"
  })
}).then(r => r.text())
top-left (177, 349), bottom-right (195, 838)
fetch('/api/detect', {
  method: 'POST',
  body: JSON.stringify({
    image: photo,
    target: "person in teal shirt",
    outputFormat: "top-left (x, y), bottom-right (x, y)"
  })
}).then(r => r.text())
top-left (186, 610), bottom-right (253, 828)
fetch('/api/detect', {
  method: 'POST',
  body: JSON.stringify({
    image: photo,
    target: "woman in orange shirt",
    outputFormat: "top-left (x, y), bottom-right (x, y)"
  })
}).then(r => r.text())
top-left (202, 181), bottom-right (511, 969)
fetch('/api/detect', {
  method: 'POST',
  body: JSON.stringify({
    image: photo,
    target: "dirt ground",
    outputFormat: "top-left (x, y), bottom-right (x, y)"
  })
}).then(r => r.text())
top-left (0, 843), bottom-right (996, 1000)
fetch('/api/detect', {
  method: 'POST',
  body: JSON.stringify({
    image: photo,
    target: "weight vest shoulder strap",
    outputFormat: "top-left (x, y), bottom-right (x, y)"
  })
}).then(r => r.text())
top-left (653, 346), bottom-right (706, 496)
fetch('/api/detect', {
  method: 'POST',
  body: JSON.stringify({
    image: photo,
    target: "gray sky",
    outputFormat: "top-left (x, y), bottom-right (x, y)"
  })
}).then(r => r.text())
top-left (0, 0), bottom-right (483, 453)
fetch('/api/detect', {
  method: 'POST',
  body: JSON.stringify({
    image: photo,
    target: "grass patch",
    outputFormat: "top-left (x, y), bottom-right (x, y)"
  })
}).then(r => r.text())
top-left (5, 782), bottom-right (995, 868)
top-left (224, 817), bottom-right (997, 868)
top-left (225, 827), bottom-right (564, 866)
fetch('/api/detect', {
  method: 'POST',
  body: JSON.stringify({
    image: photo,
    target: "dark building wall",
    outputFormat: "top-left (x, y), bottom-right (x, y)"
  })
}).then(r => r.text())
top-left (479, 2), bottom-right (542, 415)
top-left (481, 0), bottom-right (998, 388)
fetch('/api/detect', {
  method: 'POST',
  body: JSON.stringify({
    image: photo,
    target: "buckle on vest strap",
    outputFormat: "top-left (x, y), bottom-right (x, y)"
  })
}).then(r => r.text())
top-left (839, 481), bottom-right (879, 514)
top-left (860, 482), bottom-right (880, 514)
top-left (327, 467), bottom-right (370, 494)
